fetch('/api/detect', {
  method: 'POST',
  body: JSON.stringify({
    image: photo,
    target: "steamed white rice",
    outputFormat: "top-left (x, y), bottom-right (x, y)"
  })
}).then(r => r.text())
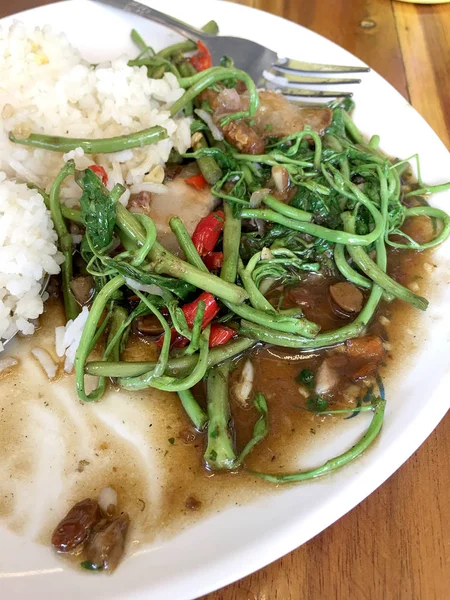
top-left (55, 306), bottom-right (90, 373)
top-left (0, 22), bottom-right (192, 207)
top-left (0, 22), bottom-right (193, 346)
top-left (0, 174), bottom-right (63, 343)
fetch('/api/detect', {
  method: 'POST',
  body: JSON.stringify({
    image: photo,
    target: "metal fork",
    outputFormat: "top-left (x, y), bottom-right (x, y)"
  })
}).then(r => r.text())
top-left (97, 0), bottom-right (369, 99)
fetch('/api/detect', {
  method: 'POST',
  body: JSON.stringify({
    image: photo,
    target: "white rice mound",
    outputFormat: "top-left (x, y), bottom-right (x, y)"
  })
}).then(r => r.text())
top-left (0, 173), bottom-right (63, 345)
top-left (0, 23), bottom-right (194, 349)
top-left (0, 22), bottom-right (192, 207)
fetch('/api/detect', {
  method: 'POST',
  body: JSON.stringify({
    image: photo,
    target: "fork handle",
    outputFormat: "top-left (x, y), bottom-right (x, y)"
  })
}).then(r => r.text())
top-left (96, 0), bottom-right (205, 42)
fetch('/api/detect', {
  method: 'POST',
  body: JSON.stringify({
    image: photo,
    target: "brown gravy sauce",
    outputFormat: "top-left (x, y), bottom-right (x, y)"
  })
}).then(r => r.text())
top-left (0, 243), bottom-right (441, 566)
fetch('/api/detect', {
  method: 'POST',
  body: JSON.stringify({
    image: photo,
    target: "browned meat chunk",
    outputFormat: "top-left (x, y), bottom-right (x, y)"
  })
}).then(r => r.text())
top-left (207, 88), bottom-right (332, 139)
top-left (85, 513), bottom-right (130, 572)
top-left (134, 315), bottom-right (165, 336)
top-left (252, 91), bottom-right (332, 139)
top-left (51, 498), bottom-right (102, 554)
top-left (222, 119), bottom-right (265, 154)
top-left (286, 275), bottom-right (352, 332)
top-left (343, 335), bottom-right (385, 381)
top-left (200, 87), bottom-right (241, 116)
top-left (198, 88), bottom-right (221, 112)
top-left (128, 191), bottom-right (152, 212)
top-left (348, 362), bottom-right (379, 381)
top-left (329, 282), bottom-right (364, 314)
top-left (202, 88), bottom-right (331, 154)
top-left (317, 335), bottom-right (386, 386)
top-left (345, 335), bottom-right (385, 361)
top-left (70, 275), bottom-right (94, 306)
top-left (164, 163), bottom-right (183, 181)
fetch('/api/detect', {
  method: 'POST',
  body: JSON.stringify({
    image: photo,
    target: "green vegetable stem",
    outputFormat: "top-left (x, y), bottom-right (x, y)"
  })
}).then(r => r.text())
top-left (49, 161), bottom-right (79, 321)
top-left (9, 126), bottom-right (167, 154)
top-left (250, 398), bottom-right (386, 482)
top-left (84, 336), bottom-right (256, 378)
top-left (204, 362), bottom-right (236, 470)
top-left (115, 203), bottom-right (248, 304)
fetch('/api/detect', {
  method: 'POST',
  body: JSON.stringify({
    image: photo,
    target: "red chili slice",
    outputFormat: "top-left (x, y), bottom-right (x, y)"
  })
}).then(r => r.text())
top-left (185, 173), bottom-right (207, 190)
top-left (189, 41), bottom-right (213, 71)
top-left (191, 211), bottom-right (225, 256)
top-left (156, 292), bottom-right (220, 349)
top-left (155, 329), bottom-right (188, 349)
top-left (181, 292), bottom-right (220, 327)
top-left (208, 323), bottom-right (236, 347)
top-left (88, 165), bottom-right (108, 186)
top-left (203, 251), bottom-right (224, 270)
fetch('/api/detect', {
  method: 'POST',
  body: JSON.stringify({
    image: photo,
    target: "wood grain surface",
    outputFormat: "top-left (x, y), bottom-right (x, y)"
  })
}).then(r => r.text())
top-left (393, 0), bottom-right (450, 148)
top-left (1, 1), bottom-right (449, 599)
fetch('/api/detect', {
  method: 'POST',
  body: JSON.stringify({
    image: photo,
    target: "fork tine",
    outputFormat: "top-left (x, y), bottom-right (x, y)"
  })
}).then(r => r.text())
top-left (281, 88), bottom-right (353, 99)
top-left (275, 57), bottom-right (370, 74)
top-left (265, 69), bottom-right (361, 86)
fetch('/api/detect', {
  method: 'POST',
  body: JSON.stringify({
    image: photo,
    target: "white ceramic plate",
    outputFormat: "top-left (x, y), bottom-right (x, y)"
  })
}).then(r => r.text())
top-left (1, 1), bottom-right (450, 598)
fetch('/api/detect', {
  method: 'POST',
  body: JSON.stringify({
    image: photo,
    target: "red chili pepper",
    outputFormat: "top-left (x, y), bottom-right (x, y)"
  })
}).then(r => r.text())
top-left (209, 323), bottom-right (236, 347)
top-left (182, 292), bottom-right (219, 328)
top-left (189, 40), bottom-right (213, 72)
top-left (88, 164), bottom-right (108, 186)
top-left (184, 173), bottom-right (207, 190)
top-left (203, 251), bottom-right (224, 270)
top-left (192, 211), bottom-right (225, 256)
top-left (155, 329), bottom-right (188, 349)
top-left (173, 335), bottom-right (189, 348)
top-left (156, 292), bottom-right (220, 349)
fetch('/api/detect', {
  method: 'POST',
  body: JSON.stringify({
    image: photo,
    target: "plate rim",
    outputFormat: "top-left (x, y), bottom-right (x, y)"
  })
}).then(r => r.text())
top-left (0, 1), bottom-right (449, 598)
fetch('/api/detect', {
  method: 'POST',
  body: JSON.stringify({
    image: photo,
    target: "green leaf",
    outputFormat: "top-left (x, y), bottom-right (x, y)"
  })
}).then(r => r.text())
top-left (306, 395), bottom-right (328, 413)
top-left (80, 561), bottom-right (101, 571)
top-left (77, 168), bottom-right (116, 250)
top-left (104, 259), bottom-right (196, 300)
top-left (296, 368), bottom-right (315, 389)
top-left (212, 170), bottom-right (248, 201)
top-left (200, 99), bottom-right (213, 113)
top-left (326, 107), bottom-right (346, 138)
top-left (290, 185), bottom-right (342, 230)
top-left (188, 147), bottom-right (238, 172)
top-left (220, 55), bottom-right (234, 69)
top-left (342, 97), bottom-right (355, 113)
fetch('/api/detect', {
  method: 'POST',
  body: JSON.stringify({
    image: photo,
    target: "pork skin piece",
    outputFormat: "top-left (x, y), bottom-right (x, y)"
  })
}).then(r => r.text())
top-left (251, 91), bottom-right (332, 139)
top-left (128, 179), bottom-right (220, 254)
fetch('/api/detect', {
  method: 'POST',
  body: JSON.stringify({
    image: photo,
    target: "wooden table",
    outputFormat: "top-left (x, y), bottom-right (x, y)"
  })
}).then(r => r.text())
top-left (2, 1), bottom-right (449, 598)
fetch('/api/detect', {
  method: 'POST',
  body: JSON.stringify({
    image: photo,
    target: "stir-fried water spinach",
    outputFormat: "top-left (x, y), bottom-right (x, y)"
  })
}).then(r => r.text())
top-left (13, 27), bottom-right (450, 489)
